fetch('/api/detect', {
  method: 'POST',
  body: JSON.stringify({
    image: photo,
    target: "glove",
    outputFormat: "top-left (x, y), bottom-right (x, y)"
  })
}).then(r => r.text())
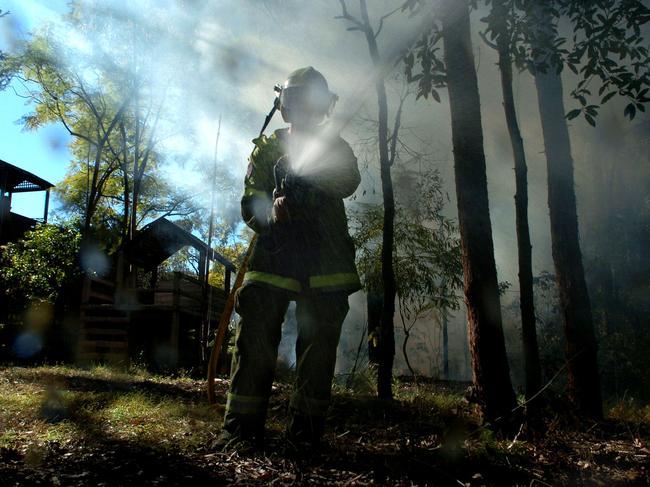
top-left (271, 195), bottom-right (291, 224)
top-left (275, 156), bottom-right (310, 199)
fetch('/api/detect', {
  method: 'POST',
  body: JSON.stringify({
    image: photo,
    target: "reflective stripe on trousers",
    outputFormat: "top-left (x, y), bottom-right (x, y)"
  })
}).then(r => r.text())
top-left (244, 270), bottom-right (360, 294)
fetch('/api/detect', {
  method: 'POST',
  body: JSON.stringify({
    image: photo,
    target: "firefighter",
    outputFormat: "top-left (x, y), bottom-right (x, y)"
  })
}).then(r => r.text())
top-left (218, 66), bottom-right (361, 450)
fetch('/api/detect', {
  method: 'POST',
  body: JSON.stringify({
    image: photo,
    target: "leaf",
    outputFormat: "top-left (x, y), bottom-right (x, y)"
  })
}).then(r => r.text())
top-left (566, 109), bottom-right (582, 120)
top-left (585, 113), bottom-right (596, 127)
top-left (624, 103), bottom-right (637, 120)
top-left (601, 91), bottom-right (617, 104)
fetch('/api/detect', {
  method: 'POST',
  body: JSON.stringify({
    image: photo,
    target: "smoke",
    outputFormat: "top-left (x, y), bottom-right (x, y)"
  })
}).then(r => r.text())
top-left (4, 0), bottom-right (649, 379)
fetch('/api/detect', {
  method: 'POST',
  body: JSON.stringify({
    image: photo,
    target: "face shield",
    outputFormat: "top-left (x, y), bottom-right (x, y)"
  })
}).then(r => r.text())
top-left (279, 85), bottom-right (337, 124)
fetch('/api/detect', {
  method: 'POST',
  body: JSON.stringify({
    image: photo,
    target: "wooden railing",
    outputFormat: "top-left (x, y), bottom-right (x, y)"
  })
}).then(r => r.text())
top-left (154, 272), bottom-right (226, 316)
top-left (81, 276), bottom-right (115, 304)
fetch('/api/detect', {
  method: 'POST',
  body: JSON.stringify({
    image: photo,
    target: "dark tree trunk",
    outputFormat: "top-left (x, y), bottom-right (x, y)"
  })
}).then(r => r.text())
top-left (442, 307), bottom-right (449, 379)
top-left (532, 11), bottom-right (603, 418)
top-left (356, 0), bottom-right (397, 400)
top-left (374, 74), bottom-right (396, 400)
top-left (494, 4), bottom-right (542, 400)
top-left (402, 327), bottom-right (416, 377)
top-left (366, 289), bottom-right (382, 365)
top-left (120, 121), bottom-right (131, 243)
top-left (83, 147), bottom-right (103, 236)
top-left (441, 0), bottom-right (516, 422)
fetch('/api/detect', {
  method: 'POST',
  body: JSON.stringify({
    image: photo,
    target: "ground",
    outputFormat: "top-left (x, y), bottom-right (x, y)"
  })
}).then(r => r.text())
top-left (0, 365), bottom-right (648, 486)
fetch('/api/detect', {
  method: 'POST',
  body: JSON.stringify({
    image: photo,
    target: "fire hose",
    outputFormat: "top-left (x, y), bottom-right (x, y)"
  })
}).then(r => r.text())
top-left (206, 234), bottom-right (257, 405)
top-left (206, 88), bottom-right (279, 405)
top-left (206, 159), bottom-right (301, 404)
top-left (205, 160), bottom-right (293, 404)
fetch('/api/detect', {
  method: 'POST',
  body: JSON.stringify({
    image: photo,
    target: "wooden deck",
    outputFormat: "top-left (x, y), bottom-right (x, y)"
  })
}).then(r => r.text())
top-left (78, 273), bottom-right (228, 369)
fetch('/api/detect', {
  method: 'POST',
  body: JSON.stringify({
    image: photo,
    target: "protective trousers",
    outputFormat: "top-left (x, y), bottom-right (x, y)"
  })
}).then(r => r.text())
top-left (222, 284), bottom-right (349, 438)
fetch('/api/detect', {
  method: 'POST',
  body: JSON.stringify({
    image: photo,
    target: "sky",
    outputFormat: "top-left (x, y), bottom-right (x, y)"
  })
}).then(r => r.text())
top-left (2, 0), bottom-right (649, 378)
top-left (0, 1), bottom-right (71, 218)
top-left (0, 0), bottom-right (420, 218)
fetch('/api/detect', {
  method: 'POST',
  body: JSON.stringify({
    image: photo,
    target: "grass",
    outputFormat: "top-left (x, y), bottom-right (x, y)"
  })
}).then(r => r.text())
top-left (609, 398), bottom-right (650, 425)
top-left (0, 365), bottom-right (219, 454)
top-left (0, 364), bottom-right (648, 486)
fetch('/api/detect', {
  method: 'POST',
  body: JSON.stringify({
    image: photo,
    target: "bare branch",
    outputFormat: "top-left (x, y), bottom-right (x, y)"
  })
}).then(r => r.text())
top-left (478, 30), bottom-right (498, 50)
top-left (389, 93), bottom-right (406, 166)
top-left (375, 4), bottom-right (403, 39)
top-left (336, 0), bottom-right (366, 30)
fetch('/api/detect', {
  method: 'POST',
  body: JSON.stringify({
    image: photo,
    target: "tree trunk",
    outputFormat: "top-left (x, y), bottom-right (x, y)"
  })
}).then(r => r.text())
top-left (373, 45), bottom-right (396, 402)
top-left (494, 5), bottom-right (542, 400)
top-left (402, 326), bottom-right (416, 377)
top-left (441, 0), bottom-right (516, 422)
top-left (83, 147), bottom-right (103, 235)
top-left (119, 121), bottom-right (131, 242)
top-left (442, 306), bottom-right (449, 379)
top-left (366, 289), bottom-right (382, 365)
top-left (532, 10), bottom-right (603, 419)
top-left (356, 0), bottom-right (397, 400)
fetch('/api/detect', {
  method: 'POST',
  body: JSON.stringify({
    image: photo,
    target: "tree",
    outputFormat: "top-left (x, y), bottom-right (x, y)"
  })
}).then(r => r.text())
top-left (55, 157), bottom-right (197, 252)
top-left (337, 0), bottom-right (401, 399)
top-left (0, 223), bottom-right (84, 362)
top-left (481, 0), bottom-right (542, 402)
top-left (7, 36), bottom-right (131, 237)
top-left (0, 8), bottom-right (10, 90)
top-left (481, 0), bottom-right (650, 418)
top-left (530, 5), bottom-right (603, 419)
top-left (1, 1), bottom-right (203, 283)
top-left (0, 224), bottom-right (82, 304)
top-left (404, 0), bottom-right (517, 421)
top-left (442, 0), bottom-right (517, 421)
top-left (521, 0), bottom-right (649, 418)
top-left (353, 165), bottom-right (463, 377)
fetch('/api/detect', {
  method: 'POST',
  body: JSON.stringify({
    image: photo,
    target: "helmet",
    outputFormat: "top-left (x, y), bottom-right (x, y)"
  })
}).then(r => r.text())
top-left (278, 66), bottom-right (338, 124)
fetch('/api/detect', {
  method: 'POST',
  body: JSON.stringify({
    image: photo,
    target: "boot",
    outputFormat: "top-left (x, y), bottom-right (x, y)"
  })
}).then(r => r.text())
top-left (286, 410), bottom-right (325, 449)
top-left (214, 413), bottom-right (265, 453)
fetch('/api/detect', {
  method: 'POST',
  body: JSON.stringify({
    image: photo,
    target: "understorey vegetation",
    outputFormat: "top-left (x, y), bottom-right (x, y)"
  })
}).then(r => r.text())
top-left (0, 365), bottom-right (648, 486)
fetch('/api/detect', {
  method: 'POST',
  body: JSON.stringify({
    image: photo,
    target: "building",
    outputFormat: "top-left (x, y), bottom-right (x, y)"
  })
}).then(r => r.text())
top-left (0, 159), bottom-right (53, 245)
top-left (78, 217), bottom-right (236, 371)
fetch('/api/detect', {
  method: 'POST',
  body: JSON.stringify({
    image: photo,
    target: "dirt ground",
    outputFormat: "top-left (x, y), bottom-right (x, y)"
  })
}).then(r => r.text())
top-left (0, 366), bottom-right (648, 486)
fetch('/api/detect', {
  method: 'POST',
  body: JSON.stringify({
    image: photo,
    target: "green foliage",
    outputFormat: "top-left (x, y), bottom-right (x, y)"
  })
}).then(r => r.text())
top-left (586, 255), bottom-right (650, 402)
top-left (560, 0), bottom-right (650, 121)
top-left (55, 157), bottom-right (198, 253)
top-left (0, 8), bottom-right (12, 90)
top-left (0, 224), bottom-right (81, 303)
top-left (206, 222), bottom-right (250, 289)
top-left (352, 166), bottom-right (463, 321)
top-left (609, 397), bottom-right (650, 426)
top-left (2, 2), bottom-right (197, 248)
top-left (481, 0), bottom-right (650, 123)
top-left (406, 1), bottom-right (650, 124)
top-left (599, 325), bottom-right (650, 402)
top-left (403, 26), bottom-right (446, 102)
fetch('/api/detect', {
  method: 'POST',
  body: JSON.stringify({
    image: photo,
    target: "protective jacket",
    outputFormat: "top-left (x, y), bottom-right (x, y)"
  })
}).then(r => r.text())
top-left (241, 127), bottom-right (361, 295)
